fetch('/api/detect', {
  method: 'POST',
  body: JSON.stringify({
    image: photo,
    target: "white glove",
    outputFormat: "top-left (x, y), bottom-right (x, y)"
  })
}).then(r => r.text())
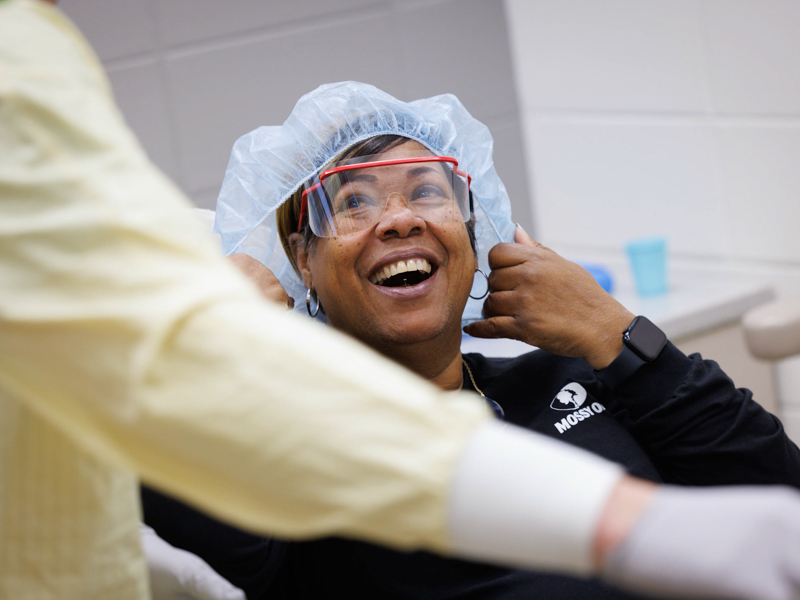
top-left (140, 523), bottom-right (246, 600)
top-left (602, 485), bottom-right (800, 600)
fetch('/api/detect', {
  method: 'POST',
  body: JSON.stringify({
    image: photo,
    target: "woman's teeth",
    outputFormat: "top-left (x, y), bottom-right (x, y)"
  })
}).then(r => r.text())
top-left (369, 258), bottom-right (432, 285)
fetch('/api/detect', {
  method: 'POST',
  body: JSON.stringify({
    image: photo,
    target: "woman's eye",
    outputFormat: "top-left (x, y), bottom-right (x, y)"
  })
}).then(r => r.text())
top-left (336, 194), bottom-right (373, 213)
top-left (412, 185), bottom-right (446, 201)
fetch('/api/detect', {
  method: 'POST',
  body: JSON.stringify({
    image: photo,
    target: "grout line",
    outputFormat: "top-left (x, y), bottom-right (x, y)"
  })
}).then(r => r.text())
top-left (481, 111), bottom-right (524, 130)
top-left (526, 110), bottom-right (800, 127)
top-left (159, 4), bottom-right (393, 61)
top-left (391, 0), bottom-right (458, 11)
top-left (693, 0), bottom-right (718, 117)
top-left (694, 0), bottom-right (737, 260)
top-left (143, 0), bottom-right (189, 190)
top-left (104, 53), bottom-right (159, 72)
top-left (553, 242), bottom-right (800, 271)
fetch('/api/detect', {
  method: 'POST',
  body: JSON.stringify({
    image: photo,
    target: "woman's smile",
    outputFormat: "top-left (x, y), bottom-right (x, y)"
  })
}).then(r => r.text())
top-left (367, 248), bottom-right (439, 297)
top-left (368, 261), bottom-right (439, 300)
top-left (368, 257), bottom-right (433, 287)
top-left (356, 241), bottom-right (450, 309)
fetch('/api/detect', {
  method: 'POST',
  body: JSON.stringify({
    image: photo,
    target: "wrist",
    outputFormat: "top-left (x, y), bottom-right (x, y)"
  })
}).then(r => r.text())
top-left (595, 315), bottom-right (668, 390)
top-left (592, 476), bottom-right (658, 570)
top-left (584, 308), bottom-right (635, 370)
top-left (450, 422), bottom-right (624, 575)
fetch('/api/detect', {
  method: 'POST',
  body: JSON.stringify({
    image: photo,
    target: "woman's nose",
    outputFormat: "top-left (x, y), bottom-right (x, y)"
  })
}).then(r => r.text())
top-left (374, 193), bottom-right (426, 238)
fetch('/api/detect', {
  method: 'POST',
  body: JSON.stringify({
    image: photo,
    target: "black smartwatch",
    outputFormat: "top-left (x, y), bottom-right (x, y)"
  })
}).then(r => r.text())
top-left (595, 316), bottom-right (667, 390)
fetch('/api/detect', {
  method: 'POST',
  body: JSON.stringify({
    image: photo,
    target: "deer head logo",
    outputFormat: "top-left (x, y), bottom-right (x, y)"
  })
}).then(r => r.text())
top-left (550, 382), bottom-right (588, 411)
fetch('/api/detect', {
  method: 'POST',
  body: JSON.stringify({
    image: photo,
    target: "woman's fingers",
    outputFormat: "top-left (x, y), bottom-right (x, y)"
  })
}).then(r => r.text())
top-left (481, 289), bottom-right (526, 320)
top-left (488, 232), bottom-right (555, 272)
top-left (463, 316), bottom-right (521, 341)
top-left (487, 261), bottom-right (546, 293)
top-left (228, 253), bottom-right (293, 310)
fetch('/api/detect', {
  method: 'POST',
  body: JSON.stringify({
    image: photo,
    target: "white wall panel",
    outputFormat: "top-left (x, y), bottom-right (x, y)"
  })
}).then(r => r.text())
top-left (152, 0), bottom-right (388, 47)
top-left (527, 118), bottom-right (728, 255)
top-left (164, 15), bottom-right (406, 193)
top-left (62, 1), bottom-right (530, 216)
top-left (397, 0), bottom-right (518, 122)
top-left (716, 125), bottom-right (800, 262)
top-left (702, 0), bottom-right (800, 115)
top-left (505, 0), bottom-right (710, 113)
top-left (487, 118), bottom-right (535, 233)
top-left (61, 0), bottom-right (156, 61)
top-left (107, 61), bottom-right (181, 184)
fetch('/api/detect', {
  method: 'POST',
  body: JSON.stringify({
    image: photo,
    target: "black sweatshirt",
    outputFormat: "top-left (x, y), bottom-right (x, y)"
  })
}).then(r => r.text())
top-left (142, 342), bottom-right (800, 599)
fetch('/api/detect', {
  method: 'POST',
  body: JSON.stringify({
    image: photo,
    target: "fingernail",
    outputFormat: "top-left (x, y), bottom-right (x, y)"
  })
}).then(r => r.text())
top-left (515, 222), bottom-right (527, 235)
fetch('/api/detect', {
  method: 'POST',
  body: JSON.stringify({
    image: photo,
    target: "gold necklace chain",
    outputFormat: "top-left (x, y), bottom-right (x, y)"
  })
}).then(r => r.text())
top-left (461, 358), bottom-right (485, 398)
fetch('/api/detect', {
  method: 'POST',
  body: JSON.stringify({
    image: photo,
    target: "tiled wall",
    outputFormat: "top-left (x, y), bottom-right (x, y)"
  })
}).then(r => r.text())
top-left (60, 0), bottom-right (533, 232)
top-left (505, 0), bottom-right (800, 287)
top-left (57, 0), bottom-right (800, 433)
top-left (505, 0), bottom-right (800, 432)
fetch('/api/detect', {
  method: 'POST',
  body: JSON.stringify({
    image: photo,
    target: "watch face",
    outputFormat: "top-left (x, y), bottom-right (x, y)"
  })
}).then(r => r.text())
top-left (626, 316), bottom-right (667, 361)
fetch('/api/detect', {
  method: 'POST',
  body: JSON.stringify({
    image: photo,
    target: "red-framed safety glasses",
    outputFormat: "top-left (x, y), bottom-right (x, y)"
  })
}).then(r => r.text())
top-left (297, 155), bottom-right (472, 237)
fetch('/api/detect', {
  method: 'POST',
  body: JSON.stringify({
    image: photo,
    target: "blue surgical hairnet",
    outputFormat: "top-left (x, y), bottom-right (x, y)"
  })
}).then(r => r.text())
top-left (214, 81), bottom-right (516, 324)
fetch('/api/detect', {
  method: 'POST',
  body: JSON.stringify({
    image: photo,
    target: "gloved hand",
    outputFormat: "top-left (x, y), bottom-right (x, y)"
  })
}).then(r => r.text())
top-left (140, 523), bottom-right (246, 600)
top-left (602, 485), bottom-right (800, 600)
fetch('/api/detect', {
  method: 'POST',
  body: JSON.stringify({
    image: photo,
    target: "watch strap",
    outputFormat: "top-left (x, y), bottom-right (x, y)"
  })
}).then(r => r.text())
top-left (595, 315), bottom-right (667, 390)
top-left (595, 343), bottom-right (647, 391)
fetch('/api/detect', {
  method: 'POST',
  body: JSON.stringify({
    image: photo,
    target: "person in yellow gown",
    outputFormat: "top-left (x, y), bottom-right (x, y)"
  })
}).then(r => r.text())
top-left (3, 2), bottom-right (800, 600)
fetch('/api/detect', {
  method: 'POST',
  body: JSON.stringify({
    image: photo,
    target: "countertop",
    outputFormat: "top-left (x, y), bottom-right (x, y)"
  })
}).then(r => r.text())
top-left (462, 254), bottom-right (775, 358)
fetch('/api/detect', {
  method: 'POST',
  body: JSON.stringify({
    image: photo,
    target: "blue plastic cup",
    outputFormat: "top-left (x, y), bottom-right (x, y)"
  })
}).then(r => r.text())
top-left (626, 237), bottom-right (667, 296)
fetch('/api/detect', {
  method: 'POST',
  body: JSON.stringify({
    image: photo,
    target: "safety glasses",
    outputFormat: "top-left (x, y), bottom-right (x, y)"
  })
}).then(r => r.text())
top-left (297, 152), bottom-right (472, 237)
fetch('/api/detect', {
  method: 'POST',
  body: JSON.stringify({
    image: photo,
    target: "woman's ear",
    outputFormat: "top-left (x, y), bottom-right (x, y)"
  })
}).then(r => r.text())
top-left (288, 233), bottom-right (314, 289)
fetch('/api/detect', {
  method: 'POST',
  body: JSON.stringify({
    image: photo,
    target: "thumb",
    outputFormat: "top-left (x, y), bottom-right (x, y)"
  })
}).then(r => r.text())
top-left (514, 224), bottom-right (553, 254)
top-left (463, 316), bottom-right (519, 341)
top-left (514, 223), bottom-right (538, 247)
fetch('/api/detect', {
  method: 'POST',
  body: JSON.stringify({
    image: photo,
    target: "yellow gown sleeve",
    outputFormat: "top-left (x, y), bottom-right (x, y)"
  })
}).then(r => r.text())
top-left (0, 0), bottom-right (490, 553)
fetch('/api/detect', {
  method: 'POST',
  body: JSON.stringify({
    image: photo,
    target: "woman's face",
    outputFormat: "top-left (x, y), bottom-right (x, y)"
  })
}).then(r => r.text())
top-left (294, 141), bottom-right (476, 349)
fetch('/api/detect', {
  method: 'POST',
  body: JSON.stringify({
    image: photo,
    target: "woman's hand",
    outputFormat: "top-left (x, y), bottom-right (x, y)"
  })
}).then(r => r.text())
top-left (463, 227), bottom-right (633, 370)
top-left (228, 254), bottom-right (294, 310)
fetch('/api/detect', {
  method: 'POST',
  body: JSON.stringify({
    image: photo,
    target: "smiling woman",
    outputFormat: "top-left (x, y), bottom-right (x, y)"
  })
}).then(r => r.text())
top-left (214, 82), bottom-right (515, 325)
top-left (142, 81), bottom-right (800, 600)
top-left (277, 137), bottom-right (478, 373)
